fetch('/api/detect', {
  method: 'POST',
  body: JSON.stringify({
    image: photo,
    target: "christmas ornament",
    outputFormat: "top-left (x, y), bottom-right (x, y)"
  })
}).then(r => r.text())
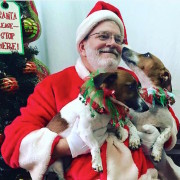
top-left (0, 133), bottom-right (5, 146)
top-left (23, 61), bottom-right (37, 74)
top-left (0, 77), bottom-right (19, 92)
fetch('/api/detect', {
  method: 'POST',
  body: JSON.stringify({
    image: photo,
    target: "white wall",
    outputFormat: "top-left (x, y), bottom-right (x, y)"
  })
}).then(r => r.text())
top-left (32, 0), bottom-right (180, 118)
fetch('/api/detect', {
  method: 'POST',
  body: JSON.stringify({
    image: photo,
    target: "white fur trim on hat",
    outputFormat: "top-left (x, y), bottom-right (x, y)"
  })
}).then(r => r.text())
top-left (76, 10), bottom-right (124, 50)
top-left (75, 57), bottom-right (90, 79)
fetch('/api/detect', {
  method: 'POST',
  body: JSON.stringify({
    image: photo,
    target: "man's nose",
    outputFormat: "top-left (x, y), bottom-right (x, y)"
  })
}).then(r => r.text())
top-left (106, 37), bottom-right (122, 54)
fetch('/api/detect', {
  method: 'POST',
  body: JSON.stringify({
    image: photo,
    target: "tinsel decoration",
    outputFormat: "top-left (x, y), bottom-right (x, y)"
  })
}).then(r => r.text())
top-left (80, 72), bottom-right (131, 128)
top-left (140, 87), bottom-right (175, 107)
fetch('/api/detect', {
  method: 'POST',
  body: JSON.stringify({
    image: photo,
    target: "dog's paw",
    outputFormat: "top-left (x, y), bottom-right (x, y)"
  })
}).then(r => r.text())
top-left (92, 156), bottom-right (103, 172)
top-left (117, 127), bottom-right (128, 142)
top-left (129, 135), bottom-right (141, 150)
top-left (92, 162), bottom-right (103, 172)
top-left (151, 147), bottom-right (162, 162)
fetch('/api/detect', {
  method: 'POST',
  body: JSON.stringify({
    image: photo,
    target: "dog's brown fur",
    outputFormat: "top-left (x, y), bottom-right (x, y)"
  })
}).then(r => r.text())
top-left (47, 112), bottom-right (69, 133)
top-left (122, 47), bottom-right (176, 162)
top-left (135, 52), bottom-right (172, 92)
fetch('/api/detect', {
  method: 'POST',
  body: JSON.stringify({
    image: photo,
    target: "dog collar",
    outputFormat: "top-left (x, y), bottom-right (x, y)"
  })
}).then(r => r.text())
top-left (79, 73), bottom-right (131, 128)
top-left (140, 87), bottom-right (175, 107)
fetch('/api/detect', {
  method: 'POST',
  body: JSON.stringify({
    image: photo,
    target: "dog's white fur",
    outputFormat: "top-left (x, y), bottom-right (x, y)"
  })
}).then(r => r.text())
top-left (122, 47), bottom-right (177, 162)
top-left (46, 70), bottom-right (149, 179)
top-left (46, 94), bottom-right (128, 179)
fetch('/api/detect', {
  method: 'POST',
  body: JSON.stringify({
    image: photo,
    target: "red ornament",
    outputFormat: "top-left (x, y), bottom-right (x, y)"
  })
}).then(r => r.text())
top-left (0, 133), bottom-right (5, 147)
top-left (0, 77), bottom-right (19, 92)
top-left (23, 61), bottom-right (37, 74)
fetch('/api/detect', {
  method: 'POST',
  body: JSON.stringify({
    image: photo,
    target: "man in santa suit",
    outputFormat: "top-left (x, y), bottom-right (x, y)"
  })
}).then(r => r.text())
top-left (1, 1), bottom-right (180, 180)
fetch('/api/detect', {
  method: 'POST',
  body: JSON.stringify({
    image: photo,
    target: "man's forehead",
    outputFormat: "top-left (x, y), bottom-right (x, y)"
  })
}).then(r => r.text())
top-left (90, 20), bottom-right (121, 34)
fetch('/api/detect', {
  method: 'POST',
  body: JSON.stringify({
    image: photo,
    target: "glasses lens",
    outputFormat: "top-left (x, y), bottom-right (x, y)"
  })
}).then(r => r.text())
top-left (89, 31), bottom-right (124, 45)
top-left (98, 33), bottom-right (110, 41)
top-left (115, 35), bottom-right (123, 44)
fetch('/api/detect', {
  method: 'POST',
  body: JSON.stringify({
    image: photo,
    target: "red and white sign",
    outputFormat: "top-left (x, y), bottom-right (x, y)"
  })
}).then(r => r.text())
top-left (0, 1), bottom-right (24, 54)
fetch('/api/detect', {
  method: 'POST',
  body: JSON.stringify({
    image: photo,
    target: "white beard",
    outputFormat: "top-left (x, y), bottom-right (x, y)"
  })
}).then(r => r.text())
top-left (85, 45), bottom-right (120, 72)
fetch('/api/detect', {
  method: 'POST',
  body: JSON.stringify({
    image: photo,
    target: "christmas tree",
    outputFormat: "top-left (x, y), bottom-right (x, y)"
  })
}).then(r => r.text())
top-left (0, 1), bottom-right (49, 179)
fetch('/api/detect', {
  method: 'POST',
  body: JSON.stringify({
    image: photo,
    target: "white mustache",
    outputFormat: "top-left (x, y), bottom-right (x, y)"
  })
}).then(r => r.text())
top-left (99, 48), bottom-right (119, 57)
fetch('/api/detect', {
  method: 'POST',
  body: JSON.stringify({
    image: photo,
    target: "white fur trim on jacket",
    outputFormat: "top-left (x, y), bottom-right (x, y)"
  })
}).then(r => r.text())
top-left (19, 128), bottom-right (58, 180)
top-left (75, 58), bottom-right (90, 80)
top-left (76, 10), bottom-right (124, 51)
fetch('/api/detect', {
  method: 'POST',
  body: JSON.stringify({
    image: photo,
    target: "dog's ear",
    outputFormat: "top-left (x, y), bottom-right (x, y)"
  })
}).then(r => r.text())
top-left (93, 72), bottom-right (117, 89)
top-left (160, 69), bottom-right (172, 92)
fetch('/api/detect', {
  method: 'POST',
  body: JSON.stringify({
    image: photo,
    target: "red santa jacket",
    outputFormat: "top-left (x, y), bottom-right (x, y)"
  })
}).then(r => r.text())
top-left (1, 59), bottom-right (179, 180)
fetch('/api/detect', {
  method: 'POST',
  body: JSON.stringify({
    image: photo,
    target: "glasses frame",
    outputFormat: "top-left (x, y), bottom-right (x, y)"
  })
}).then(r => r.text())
top-left (88, 31), bottom-right (125, 45)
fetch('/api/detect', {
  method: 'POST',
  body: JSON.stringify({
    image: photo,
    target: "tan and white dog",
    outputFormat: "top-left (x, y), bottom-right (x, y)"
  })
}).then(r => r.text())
top-left (122, 47), bottom-right (177, 162)
top-left (46, 69), bottom-right (149, 179)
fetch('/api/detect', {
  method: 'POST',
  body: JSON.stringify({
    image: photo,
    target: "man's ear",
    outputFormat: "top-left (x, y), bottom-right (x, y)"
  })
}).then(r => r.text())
top-left (79, 41), bottom-right (86, 57)
top-left (93, 72), bottom-right (117, 89)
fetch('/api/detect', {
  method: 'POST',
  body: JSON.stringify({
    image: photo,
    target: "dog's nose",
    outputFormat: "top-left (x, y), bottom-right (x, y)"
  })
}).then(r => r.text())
top-left (141, 102), bottom-right (149, 112)
top-left (135, 98), bottom-right (149, 113)
top-left (122, 47), bottom-right (129, 54)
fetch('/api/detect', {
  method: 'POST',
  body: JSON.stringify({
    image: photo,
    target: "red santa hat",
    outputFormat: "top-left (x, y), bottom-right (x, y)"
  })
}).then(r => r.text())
top-left (76, 1), bottom-right (128, 50)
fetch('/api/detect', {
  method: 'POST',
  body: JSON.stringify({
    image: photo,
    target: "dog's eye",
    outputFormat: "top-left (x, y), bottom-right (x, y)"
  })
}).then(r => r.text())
top-left (127, 83), bottom-right (136, 90)
top-left (143, 53), bottom-right (151, 58)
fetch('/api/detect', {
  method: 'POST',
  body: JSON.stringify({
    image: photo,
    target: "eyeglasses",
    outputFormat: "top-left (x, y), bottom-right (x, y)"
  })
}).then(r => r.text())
top-left (88, 31), bottom-right (124, 45)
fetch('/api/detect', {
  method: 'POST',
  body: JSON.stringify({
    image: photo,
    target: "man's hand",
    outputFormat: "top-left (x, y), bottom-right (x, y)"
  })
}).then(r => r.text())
top-left (67, 120), bottom-right (107, 158)
top-left (138, 124), bottom-right (160, 155)
top-left (138, 125), bottom-right (180, 179)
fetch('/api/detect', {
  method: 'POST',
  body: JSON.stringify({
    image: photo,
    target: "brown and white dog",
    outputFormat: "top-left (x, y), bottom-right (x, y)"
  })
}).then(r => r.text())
top-left (46, 69), bottom-right (149, 179)
top-left (122, 47), bottom-right (177, 162)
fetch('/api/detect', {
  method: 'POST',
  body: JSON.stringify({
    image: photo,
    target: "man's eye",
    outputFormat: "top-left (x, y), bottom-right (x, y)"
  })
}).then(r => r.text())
top-left (127, 83), bottom-right (136, 90)
top-left (98, 34), bottom-right (109, 40)
top-left (128, 85), bottom-right (133, 89)
top-left (115, 37), bottom-right (122, 43)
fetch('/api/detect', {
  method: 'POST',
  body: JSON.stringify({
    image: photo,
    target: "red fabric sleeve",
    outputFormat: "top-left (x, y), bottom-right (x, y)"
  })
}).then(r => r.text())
top-left (1, 76), bottom-right (57, 168)
top-left (168, 106), bottom-right (180, 131)
top-left (1, 67), bottom-right (84, 169)
top-left (65, 143), bottom-right (107, 180)
top-left (164, 106), bottom-right (179, 148)
top-left (49, 135), bottom-right (62, 166)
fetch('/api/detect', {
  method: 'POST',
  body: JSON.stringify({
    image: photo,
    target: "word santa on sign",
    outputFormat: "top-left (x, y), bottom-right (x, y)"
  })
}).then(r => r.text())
top-left (0, 1), bottom-right (24, 54)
